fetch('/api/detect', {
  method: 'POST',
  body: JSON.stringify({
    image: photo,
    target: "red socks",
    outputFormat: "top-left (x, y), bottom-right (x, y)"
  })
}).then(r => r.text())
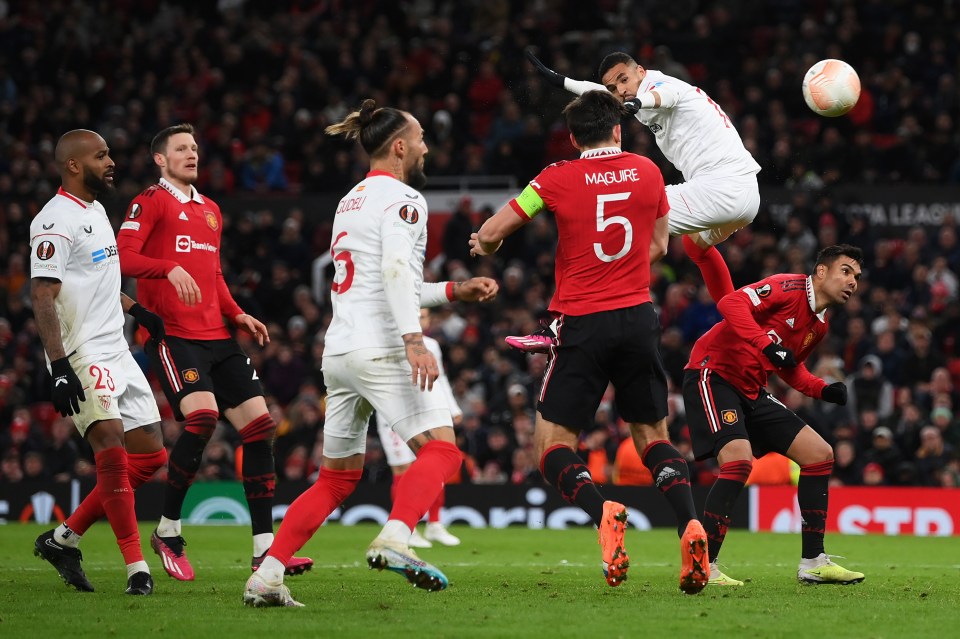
top-left (391, 469), bottom-right (444, 523)
top-left (682, 234), bottom-right (735, 302)
top-left (94, 447), bottom-right (142, 564)
top-left (390, 441), bottom-right (462, 530)
top-left (267, 467), bottom-right (362, 566)
top-left (67, 448), bottom-right (167, 535)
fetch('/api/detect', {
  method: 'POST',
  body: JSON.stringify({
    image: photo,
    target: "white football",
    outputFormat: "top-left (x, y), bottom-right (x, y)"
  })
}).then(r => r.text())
top-left (801, 59), bottom-right (861, 117)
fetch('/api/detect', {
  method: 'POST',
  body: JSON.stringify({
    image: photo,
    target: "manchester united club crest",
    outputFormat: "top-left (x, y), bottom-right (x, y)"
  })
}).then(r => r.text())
top-left (398, 204), bottom-right (419, 224)
top-left (204, 211), bottom-right (218, 231)
top-left (182, 368), bottom-right (200, 383)
top-left (99, 395), bottom-right (112, 411)
top-left (721, 409), bottom-right (738, 425)
top-left (802, 331), bottom-right (816, 349)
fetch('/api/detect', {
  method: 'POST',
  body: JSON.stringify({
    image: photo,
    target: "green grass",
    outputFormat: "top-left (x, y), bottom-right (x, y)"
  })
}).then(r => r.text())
top-left (2, 523), bottom-right (957, 638)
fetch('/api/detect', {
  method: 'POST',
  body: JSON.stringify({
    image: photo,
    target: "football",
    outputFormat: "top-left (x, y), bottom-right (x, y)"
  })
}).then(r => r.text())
top-left (801, 59), bottom-right (861, 117)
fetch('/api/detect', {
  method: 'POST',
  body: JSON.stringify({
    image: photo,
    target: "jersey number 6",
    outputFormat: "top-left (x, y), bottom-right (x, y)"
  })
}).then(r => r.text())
top-left (593, 192), bottom-right (634, 263)
top-left (330, 232), bottom-right (355, 294)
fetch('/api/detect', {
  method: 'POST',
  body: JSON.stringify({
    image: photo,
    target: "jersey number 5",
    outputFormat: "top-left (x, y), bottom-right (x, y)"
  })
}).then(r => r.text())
top-left (330, 232), bottom-right (354, 294)
top-left (593, 192), bottom-right (633, 262)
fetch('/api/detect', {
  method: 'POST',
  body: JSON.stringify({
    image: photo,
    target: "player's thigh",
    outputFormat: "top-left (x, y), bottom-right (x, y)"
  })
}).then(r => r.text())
top-left (607, 304), bottom-right (669, 425)
top-left (537, 315), bottom-right (609, 431)
top-left (146, 336), bottom-right (215, 420)
top-left (349, 348), bottom-right (452, 443)
top-left (665, 174), bottom-right (759, 242)
top-left (375, 413), bottom-right (416, 466)
top-left (208, 339), bottom-right (265, 411)
top-left (322, 354), bottom-right (375, 458)
top-left (117, 351), bottom-right (162, 430)
top-left (69, 352), bottom-right (126, 437)
top-left (744, 392), bottom-right (808, 457)
top-left (682, 368), bottom-right (751, 461)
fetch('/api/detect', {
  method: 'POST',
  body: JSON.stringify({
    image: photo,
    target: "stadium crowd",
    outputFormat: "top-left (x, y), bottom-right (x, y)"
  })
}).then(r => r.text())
top-left (1, 1), bottom-right (959, 490)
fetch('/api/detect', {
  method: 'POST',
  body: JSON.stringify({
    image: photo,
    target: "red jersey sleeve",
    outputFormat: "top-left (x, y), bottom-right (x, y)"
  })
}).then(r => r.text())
top-left (716, 284), bottom-right (781, 350)
top-left (778, 364), bottom-right (828, 398)
top-left (117, 191), bottom-right (179, 278)
top-left (215, 271), bottom-right (243, 320)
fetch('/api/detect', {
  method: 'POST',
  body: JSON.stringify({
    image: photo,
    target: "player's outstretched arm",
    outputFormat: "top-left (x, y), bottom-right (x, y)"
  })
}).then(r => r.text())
top-left (471, 203), bottom-right (528, 257)
top-left (525, 47), bottom-right (605, 96)
top-left (453, 277), bottom-right (499, 302)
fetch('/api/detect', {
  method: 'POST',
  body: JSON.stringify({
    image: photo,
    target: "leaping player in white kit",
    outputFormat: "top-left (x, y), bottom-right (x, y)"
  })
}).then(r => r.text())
top-left (508, 50), bottom-right (762, 353)
top-left (244, 100), bottom-right (496, 607)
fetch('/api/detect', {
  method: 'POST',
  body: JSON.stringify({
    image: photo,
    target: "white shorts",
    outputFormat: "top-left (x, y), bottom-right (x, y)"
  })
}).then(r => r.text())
top-left (665, 173), bottom-right (760, 246)
top-left (322, 347), bottom-right (452, 458)
top-left (67, 351), bottom-right (162, 437)
top-left (376, 415), bottom-right (417, 467)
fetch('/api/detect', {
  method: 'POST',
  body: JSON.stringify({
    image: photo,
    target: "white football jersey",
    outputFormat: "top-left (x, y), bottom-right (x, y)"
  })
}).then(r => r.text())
top-left (635, 70), bottom-right (760, 180)
top-left (424, 335), bottom-right (462, 419)
top-left (29, 188), bottom-right (127, 359)
top-left (324, 172), bottom-right (428, 355)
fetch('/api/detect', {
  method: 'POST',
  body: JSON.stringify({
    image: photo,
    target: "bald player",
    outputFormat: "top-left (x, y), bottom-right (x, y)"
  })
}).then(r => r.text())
top-left (30, 130), bottom-right (166, 595)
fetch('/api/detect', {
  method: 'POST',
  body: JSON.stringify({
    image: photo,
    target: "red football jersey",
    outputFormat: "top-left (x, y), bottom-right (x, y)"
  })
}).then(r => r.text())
top-left (509, 147), bottom-right (668, 315)
top-left (686, 274), bottom-right (829, 399)
top-left (117, 179), bottom-right (243, 340)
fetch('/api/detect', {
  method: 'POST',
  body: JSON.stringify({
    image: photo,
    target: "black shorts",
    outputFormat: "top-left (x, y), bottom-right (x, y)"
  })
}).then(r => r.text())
top-left (682, 368), bottom-right (807, 461)
top-left (538, 303), bottom-right (668, 429)
top-left (147, 336), bottom-right (263, 421)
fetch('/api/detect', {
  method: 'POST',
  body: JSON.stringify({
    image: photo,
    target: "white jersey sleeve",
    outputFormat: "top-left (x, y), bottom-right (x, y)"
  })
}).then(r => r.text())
top-left (29, 191), bottom-right (126, 360)
top-left (423, 336), bottom-right (462, 419)
top-left (632, 70), bottom-right (761, 180)
top-left (324, 174), bottom-right (429, 355)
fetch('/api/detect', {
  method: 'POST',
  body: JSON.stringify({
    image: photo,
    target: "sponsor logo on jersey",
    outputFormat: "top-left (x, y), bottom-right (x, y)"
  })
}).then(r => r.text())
top-left (92, 245), bottom-right (118, 264)
top-left (204, 211), bottom-right (218, 230)
top-left (175, 236), bottom-right (217, 253)
top-left (756, 283), bottom-right (772, 297)
top-left (649, 123), bottom-right (663, 133)
top-left (721, 409), bottom-right (738, 425)
top-left (766, 329), bottom-right (782, 344)
top-left (127, 203), bottom-right (142, 218)
top-left (36, 242), bottom-right (56, 260)
top-left (398, 204), bottom-right (419, 224)
top-left (182, 368), bottom-right (199, 383)
top-left (802, 331), bottom-right (816, 349)
top-left (120, 221), bottom-right (140, 232)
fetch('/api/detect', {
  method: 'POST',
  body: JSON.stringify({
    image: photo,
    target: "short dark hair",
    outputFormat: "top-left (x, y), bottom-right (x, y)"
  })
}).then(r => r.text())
top-left (151, 123), bottom-right (195, 156)
top-left (815, 244), bottom-right (864, 268)
top-left (562, 91), bottom-right (627, 147)
top-left (598, 52), bottom-right (636, 81)
top-left (325, 99), bottom-right (409, 158)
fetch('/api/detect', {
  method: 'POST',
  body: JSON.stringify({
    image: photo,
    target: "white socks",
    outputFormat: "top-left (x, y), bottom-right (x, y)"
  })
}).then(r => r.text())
top-left (253, 532), bottom-right (274, 558)
top-left (377, 519), bottom-right (412, 544)
top-left (55, 523), bottom-right (80, 548)
top-left (126, 560), bottom-right (150, 578)
top-left (256, 556), bottom-right (285, 585)
top-left (156, 516), bottom-right (181, 538)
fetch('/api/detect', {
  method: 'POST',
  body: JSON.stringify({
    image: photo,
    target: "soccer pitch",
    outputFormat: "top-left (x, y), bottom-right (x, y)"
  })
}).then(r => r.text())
top-left (3, 523), bottom-right (957, 638)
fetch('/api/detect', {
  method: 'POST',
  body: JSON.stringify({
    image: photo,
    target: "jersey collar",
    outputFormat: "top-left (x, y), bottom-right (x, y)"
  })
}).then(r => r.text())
top-left (580, 146), bottom-right (622, 159)
top-left (159, 178), bottom-right (205, 204)
top-left (56, 187), bottom-right (93, 209)
top-left (366, 169), bottom-right (397, 179)
top-left (806, 276), bottom-right (827, 322)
